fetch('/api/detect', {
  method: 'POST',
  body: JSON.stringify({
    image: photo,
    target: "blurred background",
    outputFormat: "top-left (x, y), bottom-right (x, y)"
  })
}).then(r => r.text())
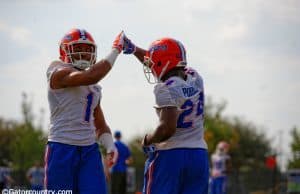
top-left (0, 0), bottom-right (299, 193)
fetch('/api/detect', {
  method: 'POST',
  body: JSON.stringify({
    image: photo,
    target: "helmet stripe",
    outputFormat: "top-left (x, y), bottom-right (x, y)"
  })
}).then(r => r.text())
top-left (176, 40), bottom-right (186, 62)
top-left (79, 29), bottom-right (87, 40)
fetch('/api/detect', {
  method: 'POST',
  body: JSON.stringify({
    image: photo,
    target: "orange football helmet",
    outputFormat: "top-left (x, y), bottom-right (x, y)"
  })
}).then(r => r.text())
top-left (143, 37), bottom-right (187, 83)
top-left (59, 28), bottom-right (97, 70)
top-left (216, 141), bottom-right (230, 154)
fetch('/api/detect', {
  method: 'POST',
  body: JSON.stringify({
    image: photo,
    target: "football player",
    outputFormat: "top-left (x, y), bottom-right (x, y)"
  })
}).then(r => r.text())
top-left (111, 131), bottom-right (133, 194)
top-left (122, 35), bottom-right (209, 194)
top-left (210, 141), bottom-right (232, 194)
top-left (27, 161), bottom-right (44, 190)
top-left (45, 29), bottom-right (124, 193)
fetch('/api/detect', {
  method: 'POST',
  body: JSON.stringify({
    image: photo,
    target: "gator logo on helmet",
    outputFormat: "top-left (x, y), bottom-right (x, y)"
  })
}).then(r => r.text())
top-left (64, 35), bottom-right (73, 41)
top-left (149, 45), bottom-right (167, 53)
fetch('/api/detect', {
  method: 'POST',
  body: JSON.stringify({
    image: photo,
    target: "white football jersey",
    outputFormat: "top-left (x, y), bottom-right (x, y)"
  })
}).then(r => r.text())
top-left (46, 61), bottom-right (101, 146)
top-left (153, 67), bottom-right (207, 150)
top-left (211, 153), bottom-right (230, 177)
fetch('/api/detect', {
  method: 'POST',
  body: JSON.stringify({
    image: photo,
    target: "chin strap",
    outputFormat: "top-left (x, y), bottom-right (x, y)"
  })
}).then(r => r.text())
top-left (157, 61), bottom-right (170, 82)
top-left (73, 60), bottom-right (90, 70)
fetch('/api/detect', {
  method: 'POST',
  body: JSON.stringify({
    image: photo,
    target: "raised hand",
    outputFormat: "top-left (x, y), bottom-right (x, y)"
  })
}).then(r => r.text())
top-left (123, 34), bottom-right (136, 54)
top-left (112, 31), bottom-right (125, 53)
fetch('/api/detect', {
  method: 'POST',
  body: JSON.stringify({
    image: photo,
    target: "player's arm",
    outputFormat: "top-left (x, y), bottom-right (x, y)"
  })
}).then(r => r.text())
top-left (125, 156), bottom-right (133, 165)
top-left (51, 59), bottom-right (113, 89)
top-left (94, 103), bottom-right (111, 138)
top-left (94, 103), bottom-right (118, 167)
top-left (93, 102), bottom-right (114, 173)
top-left (102, 157), bottom-right (111, 181)
top-left (125, 147), bottom-right (133, 165)
top-left (122, 34), bottom-right (147, 64)
top-left (51, 32), bottom-right (125, 89)
top-left (133, 47), bottom-right (147, 64)
top-left (143, 107), bottom-right (178, 146)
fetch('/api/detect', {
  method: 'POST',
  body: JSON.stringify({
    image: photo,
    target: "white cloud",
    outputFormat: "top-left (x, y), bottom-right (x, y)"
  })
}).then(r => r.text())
top-left (0, 0), bottom-right (299, 163)
top-left (184, 0), bottom-right (300, 25)
top-left (260, 0), bottom-right (300, 23)
top-left (10, 27), bottom-right (31, 46)
top-left (0, 48), bottom-right (51, 127)
top-left (0, 20), bottom-right (32, 46)
top-left (182, 0), bottom-right (300, 45)
top-left (183, 0), bottom-right (217, 12)
top-left (219, 21), bottom-right (248, 40)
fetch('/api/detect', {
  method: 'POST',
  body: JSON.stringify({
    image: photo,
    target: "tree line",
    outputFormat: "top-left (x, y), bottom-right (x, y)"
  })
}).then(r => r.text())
top-left (0, 93), bottom-right (299, 191)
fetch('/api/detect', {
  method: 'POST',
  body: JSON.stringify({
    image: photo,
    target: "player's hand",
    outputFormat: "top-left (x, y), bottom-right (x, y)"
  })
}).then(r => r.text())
top-left (141, 134), bottom-right (150, 146)
top-left (123, 34), bottom-right (136, 54)
top-left (141, 134), bottom-right (156, 155)
top-left (103, 161), bottom-right (111, 182)
top-left (112, 31), bottom-right (125, 53)
top-left (106, 148), bottom-right (118, 167)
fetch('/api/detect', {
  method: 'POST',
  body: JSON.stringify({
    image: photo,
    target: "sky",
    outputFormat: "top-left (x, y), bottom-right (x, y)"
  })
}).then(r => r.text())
top-left (0, 0), bottom-right (299, 169)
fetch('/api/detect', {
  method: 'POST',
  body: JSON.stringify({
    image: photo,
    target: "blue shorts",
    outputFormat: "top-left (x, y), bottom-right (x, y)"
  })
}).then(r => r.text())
top-left (143, 148), bottom-right (209, 194)
top-left (209, 176), bottom-right (227, 194)
top-left (44, 142), bottom-right (106, 194)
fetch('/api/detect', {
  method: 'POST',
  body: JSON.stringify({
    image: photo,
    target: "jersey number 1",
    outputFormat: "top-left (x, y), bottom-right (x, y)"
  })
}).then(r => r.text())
top-left (84, 92), bottom-right (94, 123)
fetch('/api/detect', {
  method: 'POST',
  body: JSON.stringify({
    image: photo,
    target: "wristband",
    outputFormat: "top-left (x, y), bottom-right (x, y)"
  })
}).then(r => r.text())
top-left (98, 133), bottom-right (116, 153)
top-left (104, 48), bottom-right (119, 67)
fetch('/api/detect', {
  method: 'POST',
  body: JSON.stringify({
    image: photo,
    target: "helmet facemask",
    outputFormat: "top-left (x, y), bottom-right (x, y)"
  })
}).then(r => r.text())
top-left (143, 56), bottom-right (157, 84)
top-left (63, 42), bottom-right (97, 70)
top-left (216, 141), bottom-right (229, 155)
top-left (143, 50), bottom-right (172, 84)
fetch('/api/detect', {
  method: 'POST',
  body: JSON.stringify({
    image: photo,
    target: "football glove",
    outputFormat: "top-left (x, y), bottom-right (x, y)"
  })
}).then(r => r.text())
top-left (123, 34), bottom-right (136, 54)
top-left (141, 134), bottom-right (156, 155)
top-left (112, 31), bottom-right (125, 53)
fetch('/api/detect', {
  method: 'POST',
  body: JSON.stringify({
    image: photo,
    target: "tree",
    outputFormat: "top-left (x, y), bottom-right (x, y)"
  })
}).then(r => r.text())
top-left (0, 119), bottom-right (18, 165)
top-left (0, 92), bottom-right (46, 186)
top-left (128, 136), bottom-right (148, 192)
top-left (203, 97), bottom-right (275, 192)
top-left (204, 98), bottom-right (272, 167)
top-left (288, 127), bottom-right (300, 169)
